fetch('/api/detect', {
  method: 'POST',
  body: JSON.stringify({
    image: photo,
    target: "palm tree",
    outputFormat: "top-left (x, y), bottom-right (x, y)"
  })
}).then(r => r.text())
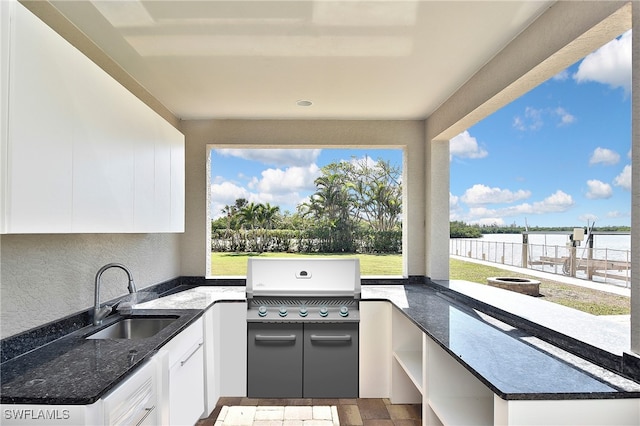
top-left (258, 203), bottom-right (280, 230)
top-left (239, 202), bottom-right (261, 251)
top-left (239, 202), bottom-right (260, 230)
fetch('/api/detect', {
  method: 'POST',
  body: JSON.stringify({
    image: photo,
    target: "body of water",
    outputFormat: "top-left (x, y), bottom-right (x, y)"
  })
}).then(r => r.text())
top-left (476, 233), bottom-right (630, 251)
top-left (450, 233), bottom-right (631, 287)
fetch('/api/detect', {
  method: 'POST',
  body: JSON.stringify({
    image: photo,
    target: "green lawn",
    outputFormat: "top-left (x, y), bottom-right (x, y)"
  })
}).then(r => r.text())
top-left (449, 258), bottom-right (629, 315)
top-left (211, 252), bottom-right (402, 276)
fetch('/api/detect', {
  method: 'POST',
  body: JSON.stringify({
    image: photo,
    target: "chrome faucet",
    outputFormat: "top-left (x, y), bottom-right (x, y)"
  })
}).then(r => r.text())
top-left (93, 263), bottom-right (137, 326)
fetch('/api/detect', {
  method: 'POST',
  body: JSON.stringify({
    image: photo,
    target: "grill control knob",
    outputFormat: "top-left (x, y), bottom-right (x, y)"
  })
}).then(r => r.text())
top-left (258, 306), bottom-right (268, 317)
top-left (339, 306), bottom-right (349, 317)
top-left (319, 307), bottom-right (329, 317)
top-left (279, 307), bottom-right (288, 317)
top-left (299, 307), bottom-right (308, 317)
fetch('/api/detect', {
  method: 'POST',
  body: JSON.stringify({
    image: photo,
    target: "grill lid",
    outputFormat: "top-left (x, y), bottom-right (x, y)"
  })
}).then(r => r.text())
top-left (246, 258), bottom-right (361, 299)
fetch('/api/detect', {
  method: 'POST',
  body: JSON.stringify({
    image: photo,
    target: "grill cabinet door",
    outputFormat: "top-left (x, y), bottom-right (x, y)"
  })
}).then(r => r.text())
top-left (303, 323), bottom-right (359, 398)
top-left (247, 323), bottom-right (303, 398)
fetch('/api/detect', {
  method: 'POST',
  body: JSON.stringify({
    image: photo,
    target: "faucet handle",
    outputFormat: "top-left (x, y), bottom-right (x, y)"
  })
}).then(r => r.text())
top-left (115, 301), bottom-right (134, 315)
top-left (94, 304), bottom-right (114, 325)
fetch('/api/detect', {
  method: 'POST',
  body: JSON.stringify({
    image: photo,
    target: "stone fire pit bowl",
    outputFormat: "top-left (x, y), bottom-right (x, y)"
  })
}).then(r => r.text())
top-left (487, 277), bottom-right (541, 296)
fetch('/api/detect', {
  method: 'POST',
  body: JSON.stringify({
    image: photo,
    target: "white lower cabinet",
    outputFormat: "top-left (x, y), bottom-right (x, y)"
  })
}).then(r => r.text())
top-left (102, 358), bottom-right (158, 426)
top-left (359, 301), bottom-right (391, 397)
top-left (493, 397), bottom-right (640, 426)
top-left (158, 317), bottom-right (205, 426)
top-left (214, 302), bottom-right (247, 397)
top-left (199, 302), bottom-right (247, 420)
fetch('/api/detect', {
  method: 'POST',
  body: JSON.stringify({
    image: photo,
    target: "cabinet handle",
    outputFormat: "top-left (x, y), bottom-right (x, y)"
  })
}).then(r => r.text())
top-left (135, 406), bottom-right (155, 426)
top-left (180, 342), bottom-right (203, 366)
top-left (255, 334), bottom-right (297, 342)
top-left (310, 334), bottom-right (352, 342)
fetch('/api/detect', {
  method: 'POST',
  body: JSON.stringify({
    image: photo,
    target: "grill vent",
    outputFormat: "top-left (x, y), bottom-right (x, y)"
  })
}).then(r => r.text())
top-left (250, 298), bottom-right (357, 307)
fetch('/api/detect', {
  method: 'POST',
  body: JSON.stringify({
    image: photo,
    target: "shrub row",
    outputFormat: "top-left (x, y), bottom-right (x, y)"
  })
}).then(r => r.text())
top-left (211, 229), bottom-right (401, 254)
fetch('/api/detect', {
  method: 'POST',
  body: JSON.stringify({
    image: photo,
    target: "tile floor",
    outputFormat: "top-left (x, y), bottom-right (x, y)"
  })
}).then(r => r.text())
top-left (196, 398), bottom-right (422, 426)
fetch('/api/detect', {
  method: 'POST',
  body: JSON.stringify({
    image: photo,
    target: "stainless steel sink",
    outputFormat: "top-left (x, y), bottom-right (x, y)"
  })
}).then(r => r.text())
top-left (86, 317), bottom-right (177, 339)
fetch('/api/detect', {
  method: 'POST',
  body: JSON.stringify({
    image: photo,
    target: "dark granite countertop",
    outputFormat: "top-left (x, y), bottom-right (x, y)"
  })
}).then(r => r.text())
top-left (2, 280), bottom-right (640, 406)
top-left (376, 283), bottom-right (640, 400)
top-left (0, 309), bottom-right (201, 405)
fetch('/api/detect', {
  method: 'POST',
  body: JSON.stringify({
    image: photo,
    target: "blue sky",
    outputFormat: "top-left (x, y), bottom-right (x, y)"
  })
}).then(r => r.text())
top-left (450, 30), bottom-right (632, 228)
top-left (210, 148), bottom-right (403, 218)
top-left (210, 30), bottom-right (631, 227)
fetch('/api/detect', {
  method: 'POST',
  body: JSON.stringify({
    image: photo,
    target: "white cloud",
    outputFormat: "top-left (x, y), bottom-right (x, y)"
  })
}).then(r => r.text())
top-left (552, 69), bottom-right (570, 81)
top-left (606, 210), bottom-right (629, 219)
top-left (449, 193), bottom-right (464, 221)
top-left (251, 164), bottom-right (320, 194)
top-left (613, 164), bottom-right (632, 190)
top-left (499, 190), bottom-right (574, 216)
top-left (460, 184), bottom-right (531, 205)
top-left (578, 213), bottom-right (598, 223)
top-left (589, 147), bottom-right (620, 166)
top-left (513, 107), bottom-right (543, 131)
top-left (537, 190), bottom-right (575, 212)
top-left (585, 179), bottom-right (612, 199)
top-left (554, 107), bottom-right (575, 126)
top-left (210, 181), bottom-right (253, 218)
top-left (348, 155), bottom-right (378, 170)
top-left (574, 30), bottom-right (632, 94)
top-left (210, 164), bottom-right (321, 218)
top-left (450, 193), bottom-right (460, 210)
top-left (514, 106), bottom-right (575, 131)
top-left (452, 190), bottom-right (575, 223)
top-left (450, 131), bottom-right (488, 160)
top-left (215, 148), bottom-right (321, 167)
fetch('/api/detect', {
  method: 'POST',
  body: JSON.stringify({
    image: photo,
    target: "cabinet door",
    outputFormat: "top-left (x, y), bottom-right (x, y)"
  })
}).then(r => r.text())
top-left (4, 2), bottom-right (74, 232)
top-left (169, 341), bottom-right (205, 426)
top-left (102, 358), bottom-right (157, 426)
top-left (360, 301), bottom-right (391, 397)
top-left (169, 127), bottom-right (185, 232)
top-left (303, 323), bottom-right (359, 398)
top-left (216, 302), bottom-right (247, 397)
top-left (247, 322), bottom-right (303, 398)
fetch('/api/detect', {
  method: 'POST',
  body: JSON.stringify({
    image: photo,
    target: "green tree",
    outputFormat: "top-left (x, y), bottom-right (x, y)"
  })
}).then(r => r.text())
top-left (450, 221), bottom-right (482, 238)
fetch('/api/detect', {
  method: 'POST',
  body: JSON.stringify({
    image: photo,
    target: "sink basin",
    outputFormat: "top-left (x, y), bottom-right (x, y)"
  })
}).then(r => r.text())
top-left (87, 317), bottom-right (177, 340)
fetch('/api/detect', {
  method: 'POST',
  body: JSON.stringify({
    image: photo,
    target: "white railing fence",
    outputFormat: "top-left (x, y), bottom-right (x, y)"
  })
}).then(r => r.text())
top-left (450, 238), bottom-right (631, 288)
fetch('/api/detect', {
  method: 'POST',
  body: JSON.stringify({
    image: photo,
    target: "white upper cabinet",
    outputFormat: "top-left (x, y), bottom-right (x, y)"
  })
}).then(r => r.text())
top-left (0, 1), bottom-right (184, 234)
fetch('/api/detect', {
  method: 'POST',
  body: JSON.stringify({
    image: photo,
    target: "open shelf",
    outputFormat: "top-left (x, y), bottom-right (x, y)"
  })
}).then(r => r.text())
top-left (393, 350), bottom-right (423, 393)
top-left (391, 309), bottom-right (423, 403)
top-left (426, 338), bottom-right (494, 426)
top-left (429, 396), bottom-right (493, 426)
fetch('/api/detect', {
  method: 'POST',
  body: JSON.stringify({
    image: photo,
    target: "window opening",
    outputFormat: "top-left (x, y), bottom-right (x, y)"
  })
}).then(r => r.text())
top-left (207, 148), bottom-right (403, 277)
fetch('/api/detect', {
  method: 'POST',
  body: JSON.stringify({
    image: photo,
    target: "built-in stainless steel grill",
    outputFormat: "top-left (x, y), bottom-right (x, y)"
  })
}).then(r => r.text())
top-left (246, 258), bottom-right (361, 323)
top-left (246, 258), bottom-right (360, 398)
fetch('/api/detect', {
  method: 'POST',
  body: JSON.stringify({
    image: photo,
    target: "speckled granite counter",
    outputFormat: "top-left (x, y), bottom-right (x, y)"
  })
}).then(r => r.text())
top-left (0, 309), bottom-right (201, 405)
top-left (133, 286), bottom-right (245, 310)
top-left (2, 282), bottom-right (640, 406)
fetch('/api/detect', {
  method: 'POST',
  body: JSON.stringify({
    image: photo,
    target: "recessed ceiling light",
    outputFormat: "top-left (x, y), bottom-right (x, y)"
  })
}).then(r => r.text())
top-left (296, 100), bottom-right (313, 107)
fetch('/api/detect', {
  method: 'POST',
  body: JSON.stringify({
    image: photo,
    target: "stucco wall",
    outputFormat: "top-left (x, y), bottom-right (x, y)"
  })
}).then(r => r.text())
top-left (179, 119), bottom-right (426, 278)
top-left (0, 233), bottom-right (181, 338)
